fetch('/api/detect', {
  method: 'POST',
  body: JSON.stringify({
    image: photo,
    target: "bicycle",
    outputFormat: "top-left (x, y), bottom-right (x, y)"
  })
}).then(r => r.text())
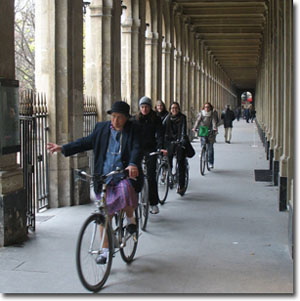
top-left (157, 141), bottom-right (189, 199)
top-left (139, 151), bottom-right (161, 230)
top-left (199, 129), bottom-right (213, 176)
top-left (156, 154), bottom-right (170, 204)
top-left (74, 168), bottom-right (139, 292)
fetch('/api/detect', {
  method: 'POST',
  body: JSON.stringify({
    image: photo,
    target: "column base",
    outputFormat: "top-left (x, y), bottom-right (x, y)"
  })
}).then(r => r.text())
top-left (279, 176), bottom-right (287, 211)
top-left (0, 189), bottom-right (27, 247)
top-left (273, 160), bottom-right (279, 186)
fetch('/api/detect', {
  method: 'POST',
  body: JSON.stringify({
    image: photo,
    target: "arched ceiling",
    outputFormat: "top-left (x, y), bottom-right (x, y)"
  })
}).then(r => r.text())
top-left (175, 0), bottom-right (268, 91)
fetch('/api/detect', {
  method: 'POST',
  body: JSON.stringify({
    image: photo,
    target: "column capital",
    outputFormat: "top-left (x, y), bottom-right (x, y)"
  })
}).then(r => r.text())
top-left (174, 49), bottom-right (182, 59)
top-left (121, 17), bottom-right (141, 29)
top-left (90, 4), bottom-right (113, 17)
top-left (183, 56), bottom-right (190, 63)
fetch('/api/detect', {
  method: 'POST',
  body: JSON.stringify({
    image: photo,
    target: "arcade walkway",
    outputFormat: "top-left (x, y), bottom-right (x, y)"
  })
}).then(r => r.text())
top-left (0, 120), bottom-right (293, 294)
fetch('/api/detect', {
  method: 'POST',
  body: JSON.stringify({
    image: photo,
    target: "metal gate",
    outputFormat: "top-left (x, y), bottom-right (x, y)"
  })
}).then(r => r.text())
top-left (83, 96), bottom-right (97, 173)
top-left (19, 90), bottom-right (49, 231)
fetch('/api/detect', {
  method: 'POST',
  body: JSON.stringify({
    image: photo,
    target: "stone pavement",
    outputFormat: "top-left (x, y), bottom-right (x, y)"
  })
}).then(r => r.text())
top-left (0, 120), bottom-right (293, 294)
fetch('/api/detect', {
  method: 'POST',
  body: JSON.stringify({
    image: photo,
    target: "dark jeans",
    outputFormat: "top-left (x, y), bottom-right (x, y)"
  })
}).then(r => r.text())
top-left (168, 144), bottom-right (186, 189)
top-left (145, 154), bottom-right (159, 206)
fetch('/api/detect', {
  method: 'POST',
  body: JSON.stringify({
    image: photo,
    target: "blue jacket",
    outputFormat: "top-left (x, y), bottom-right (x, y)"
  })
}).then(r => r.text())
top-left (62, 120), bottom-right (143, 193)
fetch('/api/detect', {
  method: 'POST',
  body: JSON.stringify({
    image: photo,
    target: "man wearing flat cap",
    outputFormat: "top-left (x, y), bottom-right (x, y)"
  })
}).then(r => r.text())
top-left (47, 101), bottom-right (142, 264)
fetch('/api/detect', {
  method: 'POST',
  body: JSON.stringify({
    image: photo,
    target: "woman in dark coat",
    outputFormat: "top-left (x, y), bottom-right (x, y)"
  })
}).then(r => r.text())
top-left (155, 100), bottom-right (169, 122)
top-left (163, 102), bottom-right (188, 196)
top-left (134, 96), bottom-right (165, 214)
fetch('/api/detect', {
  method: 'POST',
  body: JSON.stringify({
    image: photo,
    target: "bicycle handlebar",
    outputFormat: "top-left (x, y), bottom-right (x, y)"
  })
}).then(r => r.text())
top-left (74, 168), bottom-right (128, 183)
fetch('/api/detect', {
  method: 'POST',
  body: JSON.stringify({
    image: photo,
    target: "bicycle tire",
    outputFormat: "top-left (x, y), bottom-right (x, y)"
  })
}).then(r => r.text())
top-left (76, 214), bottom-right (113, 292)
top-left (200, 147), bottom-right (206, 175)
top-left (119, 209), bottom-right (139, 263)
top-left (206, 148), bottom-right (211, 171)
top-left (156, 162), bottom-right (169, 205)
top-left (139, 178), bottom-right (149, 231)
top-left (182, 160), bottom-right (189, 194)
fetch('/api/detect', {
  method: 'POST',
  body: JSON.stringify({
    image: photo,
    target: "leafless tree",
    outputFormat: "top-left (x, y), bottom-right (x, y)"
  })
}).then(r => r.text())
top-left (15, 0), bottom-right (35, 90)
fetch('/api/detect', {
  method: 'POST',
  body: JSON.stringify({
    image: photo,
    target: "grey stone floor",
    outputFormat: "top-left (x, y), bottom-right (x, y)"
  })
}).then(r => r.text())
top-left (0, 120), bottom-right (293, 294)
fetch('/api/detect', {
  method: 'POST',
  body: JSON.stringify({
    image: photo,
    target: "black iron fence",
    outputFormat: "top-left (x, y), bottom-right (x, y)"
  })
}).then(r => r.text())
top-left (83, 96), bottom-right (97, 173)
top-left (19, 92), bottom-right (97, 230)
top-left (19, 90), bottom-right (49, 230)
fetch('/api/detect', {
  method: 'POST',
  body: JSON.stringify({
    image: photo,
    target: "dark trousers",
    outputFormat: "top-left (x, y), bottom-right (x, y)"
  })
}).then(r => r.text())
top-left (146, 154), bottom-right (159, 206)
top-left (168, 144), bottom-right (186, 189)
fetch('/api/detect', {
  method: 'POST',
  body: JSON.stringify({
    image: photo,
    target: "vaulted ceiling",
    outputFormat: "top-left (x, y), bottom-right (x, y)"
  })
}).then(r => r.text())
top-left (176, 0), bottom-right (268, 91)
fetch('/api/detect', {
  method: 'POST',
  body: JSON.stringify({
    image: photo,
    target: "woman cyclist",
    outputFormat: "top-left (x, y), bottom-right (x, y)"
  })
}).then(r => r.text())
top-left (134, 96), bottom-right (167, 214)
top-left (163, 102), bottom-right (188, 196)
top-left (155, 100), bottom-right (169, 123)
top-left (192, 102), bottom-right (218, 169)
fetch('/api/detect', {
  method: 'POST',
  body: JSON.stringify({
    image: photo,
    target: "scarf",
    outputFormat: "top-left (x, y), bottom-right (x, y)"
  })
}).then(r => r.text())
top-left (165, 112), bottom-right (184, 141)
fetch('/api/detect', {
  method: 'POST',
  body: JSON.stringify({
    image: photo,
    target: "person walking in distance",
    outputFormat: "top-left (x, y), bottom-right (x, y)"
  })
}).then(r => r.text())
top-left (47, 101), bottom-right (142, 264)
top-left (221, 104), bottom-right (236, 144)
top-left (192, 102), bottom-right (218, 169)
top-left (134, 96), bottom-right (167, 214)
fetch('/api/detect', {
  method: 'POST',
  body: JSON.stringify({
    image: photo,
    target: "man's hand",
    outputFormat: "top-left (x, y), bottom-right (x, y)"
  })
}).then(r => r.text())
top-left (126, 165), bottom-right (139, 179)
top-left (47, 143), bottom-right (62, 154)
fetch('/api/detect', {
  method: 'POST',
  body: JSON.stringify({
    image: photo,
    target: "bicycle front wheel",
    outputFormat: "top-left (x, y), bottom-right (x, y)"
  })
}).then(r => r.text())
top-left (76, 214), bottom-right (113, 292)
top-left (183, 160), bottom-right (189, 194)
top-left (139, 178), bottom-right (149, 231)
top-left (200, 147), bottom-right (206, 175)
top-left (119, 209), bottom-right (139, 263)
top-left (157, 162), bottom-right (169, 205)
top-left (206, 150), bottom-right (211, 171)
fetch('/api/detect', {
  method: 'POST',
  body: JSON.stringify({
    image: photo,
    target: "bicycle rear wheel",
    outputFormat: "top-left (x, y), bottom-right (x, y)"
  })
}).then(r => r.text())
top-left (76, 214), bottom-right (113, 292)
top-left (139, 178), bottom-right (149, 231)
top-left (119, 209), bottom-right (139, 263)
top-left (200, 147), bottom-right (206, 175)
top-left (156, 162), bottom-right (169, 205)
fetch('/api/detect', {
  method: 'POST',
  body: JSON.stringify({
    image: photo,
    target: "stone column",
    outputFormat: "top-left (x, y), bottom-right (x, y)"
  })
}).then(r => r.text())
top-left (174, 49), bottom-right (183, 103)
top-left (35, 0), bottom-right (89, 208)
top-left (145, 31), bottom-right (160, 102)
top-left (273, 0), bottom-right (283, 186)
top-left (0, 1), bottom-right (27, 247)
top-left (162, 40), bottom-right (172, 107)
top-left (279, 0), bottom-right (292, 211)
top-left (86, 0), bottom-right (119, 121)
top-left (200, 41), bottom-right (205, 108)
top-left (121, 0), bottom-right (143, 114)
top-left (269, 0), bottom-right (276, 171)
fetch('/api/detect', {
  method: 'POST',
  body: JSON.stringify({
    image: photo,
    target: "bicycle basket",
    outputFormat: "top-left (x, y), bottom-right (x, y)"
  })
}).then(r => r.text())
top-left (198, 126), bottom-right (209, 137)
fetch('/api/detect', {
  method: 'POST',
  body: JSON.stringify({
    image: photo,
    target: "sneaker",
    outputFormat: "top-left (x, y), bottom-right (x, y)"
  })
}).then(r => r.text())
top-left (150, 205), bottom-right (159, 214)
top-left (126, 223), bottom-right (137, 234)
top-left (96, 254), bottom-right (107, 265)
top-left (209, 163), bottom-right (214, 169)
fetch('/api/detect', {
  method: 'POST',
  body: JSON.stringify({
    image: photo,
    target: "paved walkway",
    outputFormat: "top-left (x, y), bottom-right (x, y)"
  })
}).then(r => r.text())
top-left (0, 120), bottom-right (293, 294)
